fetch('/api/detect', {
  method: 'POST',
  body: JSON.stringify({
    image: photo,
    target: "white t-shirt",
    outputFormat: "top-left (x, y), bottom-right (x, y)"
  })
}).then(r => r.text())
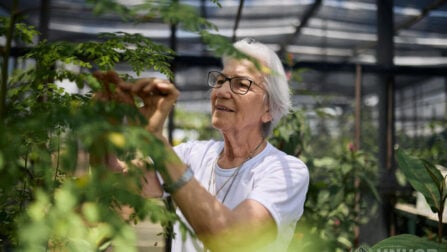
top-left (170, 140), bottom-right (309, 252)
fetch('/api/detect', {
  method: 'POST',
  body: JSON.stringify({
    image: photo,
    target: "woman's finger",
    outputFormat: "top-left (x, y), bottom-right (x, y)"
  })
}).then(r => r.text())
top-left (115, 86), bottom-right (135, 105)
top-left (131, 78), bottom-right (156, 94)
top-left (93, 71), bottom-right (128, 101)
top-left (117, 81), bottom-right (133, 91)
top-left (142, 80), bottom-right (171, 96)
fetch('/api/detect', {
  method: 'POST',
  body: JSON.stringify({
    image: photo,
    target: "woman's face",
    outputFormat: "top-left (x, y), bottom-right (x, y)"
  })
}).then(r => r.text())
top-left (210, 59), bottom-right (272, 136)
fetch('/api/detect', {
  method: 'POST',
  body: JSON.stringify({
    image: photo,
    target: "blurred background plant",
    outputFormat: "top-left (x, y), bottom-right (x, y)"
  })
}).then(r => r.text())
top-left (269, 109), bottom-right (379, 252)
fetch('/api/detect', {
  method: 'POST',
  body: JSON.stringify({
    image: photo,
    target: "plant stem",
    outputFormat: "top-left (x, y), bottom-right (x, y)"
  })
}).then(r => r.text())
top-left (19, 149), bottom-right (29, 212)
top-left (438, 207), bottom-right (444, 243)
top-left (53, 128), bottom-right (61, 187)
top-left (0, 0), bottom-right (19, 123)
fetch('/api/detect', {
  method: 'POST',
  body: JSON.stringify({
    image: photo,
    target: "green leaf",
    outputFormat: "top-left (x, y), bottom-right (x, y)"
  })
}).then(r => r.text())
top-left (0, 152), bottom-right (3, 170)
top-left (14, 22), bottom-right (39, 44)
top-left (210, 0), bottom-right (222, 8)
top-left (371, 234), bottom-right (446, 251)
top-left (87, 0), bottom-right (135, 21)
top-left (82, 203), bottom-right (100, 223)
top-left (396, 149), bottom-right (442, 213)
top-left (423, 160), bottom-right (447, 201)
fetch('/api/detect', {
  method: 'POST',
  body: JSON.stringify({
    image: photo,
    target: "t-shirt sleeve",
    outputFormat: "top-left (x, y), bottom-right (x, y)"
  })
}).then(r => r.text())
top-left (247, 157), bottom-right (309, 234)
top-left (159, 140), bottom-right (215, 197)
top-left (172, 142), bottom-right (190, 164)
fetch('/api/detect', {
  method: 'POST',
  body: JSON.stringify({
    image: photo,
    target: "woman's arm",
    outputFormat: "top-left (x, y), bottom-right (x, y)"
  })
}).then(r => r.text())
top-left (93, 71), bottom-right (277, 250)
top-left (90, 71), bottom-right (164, 198)
top-left (171, 174), bottom-right (277, 251)
top-left (127, 74), bottom-right (277, 250)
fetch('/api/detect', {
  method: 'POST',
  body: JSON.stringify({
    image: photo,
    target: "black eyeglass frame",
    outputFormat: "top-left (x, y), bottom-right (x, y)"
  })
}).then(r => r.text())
top-left (207, 71), bottom-right (262, 95)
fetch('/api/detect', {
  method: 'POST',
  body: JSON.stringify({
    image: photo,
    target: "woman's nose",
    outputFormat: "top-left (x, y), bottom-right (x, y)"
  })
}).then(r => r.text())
top-left (214, 80), bottom-right (232, 97)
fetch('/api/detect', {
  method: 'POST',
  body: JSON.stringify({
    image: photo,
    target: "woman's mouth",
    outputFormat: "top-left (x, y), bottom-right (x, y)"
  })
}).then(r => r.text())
top-left (215, 104), bottom-right (234, 112)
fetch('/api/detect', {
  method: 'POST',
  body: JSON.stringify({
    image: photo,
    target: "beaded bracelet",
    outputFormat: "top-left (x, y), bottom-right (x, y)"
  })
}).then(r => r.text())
top-left (162, 166), bottom-right (194, 194)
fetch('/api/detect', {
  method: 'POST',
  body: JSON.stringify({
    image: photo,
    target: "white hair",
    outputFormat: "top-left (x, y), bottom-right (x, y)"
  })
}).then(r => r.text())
top-left (222, 38), bottom-right (291, 137)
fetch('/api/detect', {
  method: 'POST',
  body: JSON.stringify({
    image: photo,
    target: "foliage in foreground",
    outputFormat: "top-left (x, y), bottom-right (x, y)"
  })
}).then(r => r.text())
top-left (347, 149), bottom-right (447, 251)
top-left (0, 0), bottom-right (254, 250)
top-left (367, 149), bottom-right (447, 251)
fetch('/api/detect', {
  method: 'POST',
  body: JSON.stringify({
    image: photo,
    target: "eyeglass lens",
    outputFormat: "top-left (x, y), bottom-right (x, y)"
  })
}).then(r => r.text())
top-left (208, 72), bottom-right (252, 95)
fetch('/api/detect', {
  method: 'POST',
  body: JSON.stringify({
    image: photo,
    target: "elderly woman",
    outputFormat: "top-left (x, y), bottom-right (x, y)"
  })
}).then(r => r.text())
top-left (98, 38), bottom-right (309, 252)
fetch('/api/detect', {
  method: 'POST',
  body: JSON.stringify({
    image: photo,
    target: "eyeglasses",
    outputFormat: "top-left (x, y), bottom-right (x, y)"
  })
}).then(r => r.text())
top-left (207, 71), bottom-right (259, 95)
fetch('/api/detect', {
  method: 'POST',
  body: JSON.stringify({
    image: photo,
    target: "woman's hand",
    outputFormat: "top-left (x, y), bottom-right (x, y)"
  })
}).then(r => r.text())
top-left (92, 71), bottom-right (179, 137)
top-left (91, 71), bottom-right (167, 198)
top-left (126, 78), bottom-right (179, 137)
top-left (92, 71), bottom-right (134, 105)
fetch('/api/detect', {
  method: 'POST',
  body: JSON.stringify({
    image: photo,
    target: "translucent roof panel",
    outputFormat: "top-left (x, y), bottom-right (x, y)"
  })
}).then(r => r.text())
top-left (1, 0), bottom-right (447, 68)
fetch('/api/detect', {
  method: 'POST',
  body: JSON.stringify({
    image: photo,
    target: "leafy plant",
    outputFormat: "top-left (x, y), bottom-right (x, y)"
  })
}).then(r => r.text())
top-left (292, 143), bottom-right (378, 251)
top-left (396, 148), bottom-right (447, 240)
top-left (270, 110), bottom-right (379, 251)
top-left (369, 149), bottom-right (447, 251)
top-left (0, 0), bottom-right (247, 251)
top-left (396, 122), bottom-right (447, 169)
top-left (270, 110), bottom-right (309, 157)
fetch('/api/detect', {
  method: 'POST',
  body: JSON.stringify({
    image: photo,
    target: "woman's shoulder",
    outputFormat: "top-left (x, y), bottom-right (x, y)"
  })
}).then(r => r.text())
top-left (265, 143), bottom-right (306, 165)
top-left (174, 139), bottom-right (223, 156)
top-left (258, 143), bottom-right (309, 177)
top-left (175, 139), bottom-right (222, 149)
top-left (173, 139), bottom-right (223, 166)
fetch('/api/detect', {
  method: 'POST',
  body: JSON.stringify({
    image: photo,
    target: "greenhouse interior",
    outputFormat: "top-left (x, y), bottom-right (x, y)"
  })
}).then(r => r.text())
top-left (1, 0), bottom-right (447, 251)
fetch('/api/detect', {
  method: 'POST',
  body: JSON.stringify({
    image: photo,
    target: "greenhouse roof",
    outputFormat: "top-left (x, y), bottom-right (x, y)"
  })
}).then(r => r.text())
top-left (2, 0), bottom-right (447, 65)
top-left (1, 0), bottom-right (447, 103)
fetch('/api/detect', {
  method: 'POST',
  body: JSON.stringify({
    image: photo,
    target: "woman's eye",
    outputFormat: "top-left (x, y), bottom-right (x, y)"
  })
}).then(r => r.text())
top-left (237, 79), bottom-right (251, 88)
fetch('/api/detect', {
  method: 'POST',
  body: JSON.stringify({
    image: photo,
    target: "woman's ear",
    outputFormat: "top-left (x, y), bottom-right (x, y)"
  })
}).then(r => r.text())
top-left (261, 94), bottom-right (272, 123)
top-left (261, 109), bottom-right (273, 123)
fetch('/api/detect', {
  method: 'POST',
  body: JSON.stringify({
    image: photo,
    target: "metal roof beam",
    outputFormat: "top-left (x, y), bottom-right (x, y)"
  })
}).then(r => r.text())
top-left (6, 47), bottom-right (447, 77)
top-left (232, 0), bottom-right (245, 42)
top-left (352, 0), bottom-right (447, 59)
top-left (38, 0), bottom-right (51, 42)
top-left (279, 0), bottom-right (322, 57)
top-left (395, 0), bottom-right (447, 32)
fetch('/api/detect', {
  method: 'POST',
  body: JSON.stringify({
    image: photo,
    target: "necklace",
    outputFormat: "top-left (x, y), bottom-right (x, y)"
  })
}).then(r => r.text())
top-left (208, 138), bottom-right (265, 203)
